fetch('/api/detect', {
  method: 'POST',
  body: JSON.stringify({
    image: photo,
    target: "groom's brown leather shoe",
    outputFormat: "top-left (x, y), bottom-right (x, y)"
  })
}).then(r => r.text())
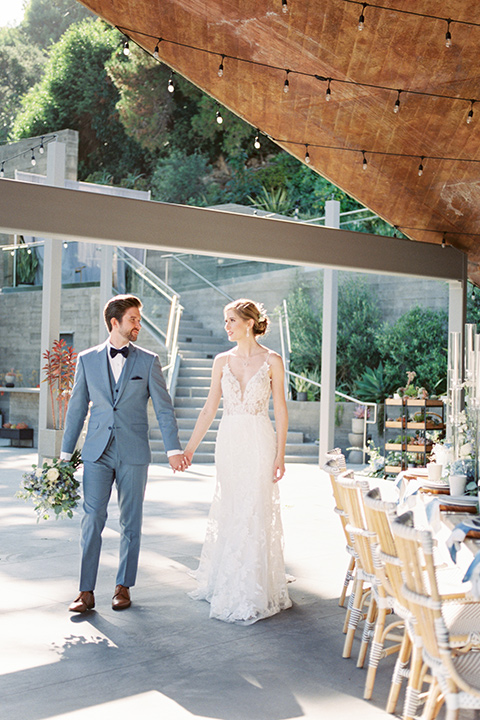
top-left (112, 584), bottom-right (131, 610)
top-left (69, 591), bottom-right (95, 613)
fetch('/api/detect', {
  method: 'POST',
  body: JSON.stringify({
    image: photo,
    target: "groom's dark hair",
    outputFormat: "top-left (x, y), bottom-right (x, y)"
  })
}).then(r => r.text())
top-left (104, 294), bottom-right (142, 332)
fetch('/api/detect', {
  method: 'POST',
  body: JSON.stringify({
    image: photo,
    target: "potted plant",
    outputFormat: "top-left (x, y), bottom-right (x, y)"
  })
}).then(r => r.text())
top-left (352, 404), bottom-right (369, 434)
top-left (292, 373), bottom-right (310, 401)
top-left (3, 369), bottom-right (22, 387)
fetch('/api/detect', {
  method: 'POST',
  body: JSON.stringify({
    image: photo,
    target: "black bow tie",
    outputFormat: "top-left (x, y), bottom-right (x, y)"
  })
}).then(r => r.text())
top-left (110, 346), bottom-right (129, 359)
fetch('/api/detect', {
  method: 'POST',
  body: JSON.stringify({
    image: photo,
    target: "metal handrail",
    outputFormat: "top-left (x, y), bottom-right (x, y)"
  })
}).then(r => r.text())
top-left (116, 247), bottom-right (183, 391)
top-left (162, 253), bottom-right (234, 301)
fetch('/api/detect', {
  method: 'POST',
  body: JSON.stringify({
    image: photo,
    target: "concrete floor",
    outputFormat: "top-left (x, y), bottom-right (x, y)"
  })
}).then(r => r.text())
top-left (0, 447), bottom-right (432, 720)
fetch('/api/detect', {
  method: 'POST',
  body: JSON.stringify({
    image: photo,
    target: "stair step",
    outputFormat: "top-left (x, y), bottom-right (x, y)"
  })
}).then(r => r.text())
top-left (180, 358), bottom-right (216, 368)
top-left (176, 386), bottom-right (210, 398)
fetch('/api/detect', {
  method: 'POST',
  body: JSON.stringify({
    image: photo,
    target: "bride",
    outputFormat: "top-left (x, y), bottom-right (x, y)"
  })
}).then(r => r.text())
top-left (185, 298), bottom-right (292, 624)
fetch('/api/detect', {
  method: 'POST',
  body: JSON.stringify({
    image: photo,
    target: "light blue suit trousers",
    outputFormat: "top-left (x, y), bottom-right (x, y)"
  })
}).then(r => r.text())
top-left (61, 341), bottom-right (181, 591)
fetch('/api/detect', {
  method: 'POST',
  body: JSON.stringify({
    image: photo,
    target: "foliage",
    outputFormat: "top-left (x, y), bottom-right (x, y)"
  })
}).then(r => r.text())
top-left (285, 282), bottom-right (322, 373)
top-left (21, 0), bottom-right (95, 48)
top-left (0, 26), bottom-right (46, 143)
top-left (467, 282), bottom-right (480, 326)
top-left (354, 362), bottom-right (392, 403)
top-left (15, 237), bottom-right (39, 284)
top-left (42, 339), bottom-right (77, 429)
top-left (376, 306), bottom-right (448, 395)
top-left (17, 449), bottom-right (82, 520)
top-left (248, 185), bottom-right (295, 215)
top-left (336, 276), bottom-right (381, 389)
top-left (11, 19), bottom-right (146, 183)
top-left (150, 149), bottom-right (216, 205)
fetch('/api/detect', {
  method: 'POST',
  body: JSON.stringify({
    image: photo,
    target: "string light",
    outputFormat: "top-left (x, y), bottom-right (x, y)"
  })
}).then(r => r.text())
top-left (393, 90), bottom-right (401, 113)
top-left (63, 241), bottom-right (68, 248)
top-left (442, 233), bottom-right (447, 248)
top-left (217, 55), bottom-right (225, 77)
top-left (304, 144), bottom-right (310, 164)
top-left (467, 100), bottom-right (474, 124)
top-left (27, 248), bottom-right (32, 255)
top-left (282, 0), bottom-right (288, 13)
top-left (418, 157), bottom-right (424, 176)
top-left (362, 150), bottom-right (367, 170)
top-left (39, 137), bottom-right (45, 154)
top-left (121, 26), bottom-right (479, 118)
top-left (254, 131), bottom-right (261, 150)
top-left (0, 134), bottom-right (57, 178)
top-left (358, 3), bottom-right (367, 31)
top-left (445, 19), bottom-right (452, 48)
top-left (153, 39), bottom-right (161, 59)
top-left (167, 73), bottom-right (175, 93)
top-left (325, 78), bottom-right (331, 101)
top-left (123, 37), bottom-right (130, 56)
top-left (216, 109), bottom-right (223, 124)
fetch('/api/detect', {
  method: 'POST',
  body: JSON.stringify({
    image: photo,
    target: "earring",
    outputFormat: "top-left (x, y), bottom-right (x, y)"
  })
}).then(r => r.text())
top-left (246, 328), bottom-right (250, 338)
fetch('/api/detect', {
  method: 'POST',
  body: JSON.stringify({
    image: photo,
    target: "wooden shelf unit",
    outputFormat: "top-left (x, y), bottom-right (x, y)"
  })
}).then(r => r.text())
top-left (384, 397), bottom-right (445, 476)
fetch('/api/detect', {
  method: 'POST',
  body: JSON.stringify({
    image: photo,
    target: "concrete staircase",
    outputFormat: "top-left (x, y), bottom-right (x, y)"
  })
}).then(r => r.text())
top-left (149, 311), bottom-right (318, 463)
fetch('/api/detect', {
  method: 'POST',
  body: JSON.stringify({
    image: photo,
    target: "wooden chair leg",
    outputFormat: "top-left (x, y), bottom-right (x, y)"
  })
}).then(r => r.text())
top-left (403, 643), bottom-right (423, 720)
top-left (357, 595), bottom-right (377, 669)
top-left (343, 578), bottom-right (365, 658)
top-left (363, 605), bottom-right (393, 698)
top-left (339, 555), bottom-right (355, 607)
top-left (386, 631), bottom-right (411, 713)
top-left (421, 679), bottom-right (441, 720)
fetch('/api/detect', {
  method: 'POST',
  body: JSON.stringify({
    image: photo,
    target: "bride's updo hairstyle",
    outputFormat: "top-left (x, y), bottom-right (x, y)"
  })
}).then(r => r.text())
top-left (224, 298), bottom-right (270, 337)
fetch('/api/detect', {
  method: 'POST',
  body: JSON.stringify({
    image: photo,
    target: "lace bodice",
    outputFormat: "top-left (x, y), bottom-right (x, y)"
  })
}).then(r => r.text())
top-left (222, 359), bottom-right (271, 416)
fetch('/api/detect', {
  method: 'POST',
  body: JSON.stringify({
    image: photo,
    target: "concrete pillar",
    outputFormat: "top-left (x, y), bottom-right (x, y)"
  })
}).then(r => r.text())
top-left (99, 244), bottom-right (113, 342)
top-left (318, 200), bottom-right (339, 466)
top-left (38, 141), bottom-right (66, 459)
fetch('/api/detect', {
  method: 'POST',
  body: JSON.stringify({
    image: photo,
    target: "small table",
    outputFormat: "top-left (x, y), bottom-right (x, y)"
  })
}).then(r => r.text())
top-left (0, 428), bottom-right (34, 447)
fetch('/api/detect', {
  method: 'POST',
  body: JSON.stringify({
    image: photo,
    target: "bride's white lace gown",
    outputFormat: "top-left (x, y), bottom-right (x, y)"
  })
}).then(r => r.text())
top-left (189, 356), bottom-right (292, 624)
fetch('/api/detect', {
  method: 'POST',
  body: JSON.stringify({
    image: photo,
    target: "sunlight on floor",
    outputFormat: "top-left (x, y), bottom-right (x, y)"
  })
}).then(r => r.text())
top-left (48, 691), bottom-right (212, 719)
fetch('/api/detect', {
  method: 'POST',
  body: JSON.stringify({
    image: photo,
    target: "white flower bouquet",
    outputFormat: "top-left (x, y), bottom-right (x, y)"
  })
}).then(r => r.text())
top-left (17, 449), bottom-right (82, 520)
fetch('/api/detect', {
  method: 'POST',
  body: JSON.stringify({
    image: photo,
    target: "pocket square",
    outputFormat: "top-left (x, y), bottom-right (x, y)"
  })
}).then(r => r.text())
top-left (131, 376), bottom-right (143, 380)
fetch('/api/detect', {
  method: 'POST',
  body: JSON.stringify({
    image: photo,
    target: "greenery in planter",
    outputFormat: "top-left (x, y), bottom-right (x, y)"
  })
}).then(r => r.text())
top-left (354, 362), bottom-right (392, 435)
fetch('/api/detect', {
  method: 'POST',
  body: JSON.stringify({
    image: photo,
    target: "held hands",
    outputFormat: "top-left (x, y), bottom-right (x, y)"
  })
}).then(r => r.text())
top-left (169, 453), bottom-right (191, 473)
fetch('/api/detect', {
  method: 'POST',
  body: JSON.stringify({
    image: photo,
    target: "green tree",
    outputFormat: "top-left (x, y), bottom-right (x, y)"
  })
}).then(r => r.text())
top-left (0, 26), bottom-right (45, 143)
top-left (150, 149), bottom-right (218, 205)
top-left (11, 19), bottom-right (145, 182)
top-left (336, 277), bottom-right (381, 389)
top-left (285, 282), bottom-right (323, 374)
top-left (376, 306), bottom-right (448, 395)
top-left (22, 0), bottom-right (95, 48)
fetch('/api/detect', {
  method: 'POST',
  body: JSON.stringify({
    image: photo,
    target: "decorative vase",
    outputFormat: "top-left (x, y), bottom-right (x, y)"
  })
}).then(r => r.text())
top-left (351, 418), bottom-right (364, 434)
top-left (296, 391), bottom-right (308, 401)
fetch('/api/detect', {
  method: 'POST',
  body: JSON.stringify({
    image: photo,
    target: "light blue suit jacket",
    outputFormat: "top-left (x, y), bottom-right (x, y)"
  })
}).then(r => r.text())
top-left (61, 341), bottom-right (181, 465)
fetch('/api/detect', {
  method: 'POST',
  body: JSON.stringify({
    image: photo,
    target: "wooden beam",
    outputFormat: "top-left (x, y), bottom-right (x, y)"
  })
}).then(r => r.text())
top-left (0, 179), bottom-right (466, 281)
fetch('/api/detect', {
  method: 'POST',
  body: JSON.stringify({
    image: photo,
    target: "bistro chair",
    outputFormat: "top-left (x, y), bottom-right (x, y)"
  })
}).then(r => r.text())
top-left (335, 471), bottom-right (403, 669)
top-left (323, 449), bottom-right (356, 611)
top-left (363, 487), bottom-right (422, 718)
top-left (392, 511), bottom-right (480, 720)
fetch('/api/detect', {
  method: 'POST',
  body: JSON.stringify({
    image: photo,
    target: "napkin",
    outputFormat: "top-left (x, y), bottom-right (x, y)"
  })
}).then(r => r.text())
top-left (446, 520), bottom-right (480, 563)
top-left (463, 552), bottom-right (480, 600)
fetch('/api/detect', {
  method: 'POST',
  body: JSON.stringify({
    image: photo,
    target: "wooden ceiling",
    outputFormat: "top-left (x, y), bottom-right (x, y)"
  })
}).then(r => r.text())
top-left (79, 0), bottom-right (480, 283)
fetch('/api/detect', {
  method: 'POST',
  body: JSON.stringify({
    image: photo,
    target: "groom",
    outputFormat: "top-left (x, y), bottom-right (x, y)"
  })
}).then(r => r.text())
top-left (61, 294), bottom-right (187, 612)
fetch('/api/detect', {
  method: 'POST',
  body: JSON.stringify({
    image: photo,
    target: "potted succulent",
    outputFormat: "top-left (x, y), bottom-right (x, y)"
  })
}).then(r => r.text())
top-left (292, 374), bottom-right (310, 401)
top-left (3, 369), bottom-right (22, 387)
top-left (352, 404), bottom-right (369, 434)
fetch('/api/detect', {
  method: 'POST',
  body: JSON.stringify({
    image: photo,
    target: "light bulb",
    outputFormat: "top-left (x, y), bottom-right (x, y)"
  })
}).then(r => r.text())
top-left (39, 137), bottom-right (45, 154)
top-left (305, 145), bottom-right (310, 164)
top-left (123, 39), bottom-right (130, 56)
top-left (0, 163), bottom-right (4, 178)
top-left (362, 152), bottom-right (367, 170)
top-left (153, 43), bottom-right (159, 59)
top-left (254, 134), bottom-right (261, 150)
top-left (358, 4), bottom-right (366, 30)
top-left (325, 85), bottom-right (331, 101)
top-left (445, 21), bottom-right (452, 48)
top-left (167, 75), bottom-right (174, 93)
top-left (31, 150), bottom-right (36, 166)
top-left (418, 163), bottom-right (424, 177)
top-left (284, 78), bottom-right (289, 93)
top-left (467, 103), bottom-right (474, 124)
top-left (63, 241), bottom-right (68, 249)
top-left (218, 56), bottom-right (224, 77)
top-left (27, 248), bottom-right (32, 254)
top-left (216, 110), bottom-right (223, 124)
top-left (282, 0), bottom-right (288, 13)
